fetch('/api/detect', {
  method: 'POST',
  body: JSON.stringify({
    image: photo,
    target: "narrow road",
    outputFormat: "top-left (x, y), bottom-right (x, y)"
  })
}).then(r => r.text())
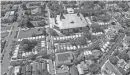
top-left (46, 3), bottom-right (56, 75)
top-left (1, 22), bottom-right (19, 75)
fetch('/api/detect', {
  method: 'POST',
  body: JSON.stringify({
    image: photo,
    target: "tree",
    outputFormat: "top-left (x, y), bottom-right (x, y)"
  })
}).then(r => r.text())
top-left (9, 51), bottom-right (13, 58)
top-left (24, 10), bottom-right (31, 15)
top-left (18, 16), bottom-right (34, 28)
top-left (1, 11), bottom-right (6, 17)
top-left (20, 39), bottom-right (30, 45)
top-left (83, 33), bottom-right (92, 40)
top-left (20, 39), bottom-right (37, 52)
top-left (126, 31), bottom-right (130, 36)
top-left (28, 53), bottom-right (37, 60)
top-left (99, 15), bottom-right (111, 22)
top-left (30, 40), bottom-right (38, 46)
top-left (118, 52), bottom-right (129, 62)
top-left (6, 4), bottom-right (13, 10)
top-left (42, 29), bottom-right (48, 36)
top-left (49, 53), bottom-right (55, 61)
top-left (81, 26), bottom-right (90, 33)
top-left (21, 44), bottom-right (30, 52)
top-left (118, 29), bottom-right (125, 33)
top-left (41, 70), bottom-right (50, 75)
top-left (89, 63), bottom-right (100, 74)
top-left (10, 60), bottom-right (23, 66)
top-left (31, 33), bottom-right (36, 37)
top-left (88, 55), bottom-right (96, 62)
top-left (70, 39), bottom-right (77, 46)
top-left (76, 36), bottom-right (88, 45)
top-left (75, 49), bottom-right (81, 58)
top-left (92, 16), bottom-right (99, 22)
top-left (92, 27), bottom-right (104, 33)
top-left (3, 73), bottom-right (7, 75)
top-left (21, 2), bottom-right (27, 10)
top-left (60, 13), bottom-right (65, 20)
top-left (109, 56), bottom-right (119, 65)
top-left (46, 28), bottom-right (58, 36)
top-left (38, 20), bottom-right (47, 27)
top-left (113, 50), bottom-right (119, 56)
top-left (73, 55), bottom-right (84, 65)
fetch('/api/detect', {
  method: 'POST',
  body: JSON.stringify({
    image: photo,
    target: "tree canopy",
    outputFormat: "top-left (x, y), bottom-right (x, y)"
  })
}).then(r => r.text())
top-left (109, 56), bottom-right (119, 65)
top-left (20, 39), bottom-right (38, 52)
top-left (18, 16), bottom-right (34, 28)
top-left (46, 27), bottom-right (58, 36)
top-left (48, 1), bottom-right (64, 18)
top-left (118, 52), bottom-right (129, 62)
top-left (89, 63), bottom-right (100, 74)
top-left (21, 2), bottom-right (27, 10)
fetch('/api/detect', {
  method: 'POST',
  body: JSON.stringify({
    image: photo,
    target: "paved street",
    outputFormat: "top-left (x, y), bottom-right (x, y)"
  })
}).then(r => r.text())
top-left (1, 22), bottom-right (19, 75)
top-left (46, 3), bottom-right (56, 75)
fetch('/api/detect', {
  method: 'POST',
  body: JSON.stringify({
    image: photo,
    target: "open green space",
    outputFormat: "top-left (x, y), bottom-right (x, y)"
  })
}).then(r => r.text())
top-left (18, 28), bottom-right (44, 38)
top-left (58, 53), bottom-right (71, 61)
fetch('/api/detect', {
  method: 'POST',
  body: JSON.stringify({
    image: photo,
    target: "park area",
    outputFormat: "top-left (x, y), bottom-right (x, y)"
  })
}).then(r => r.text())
top-left (18, 28), bottom-right (45, 39)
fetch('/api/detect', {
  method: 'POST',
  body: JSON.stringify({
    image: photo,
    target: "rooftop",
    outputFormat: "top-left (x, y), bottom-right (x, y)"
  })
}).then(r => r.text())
top-left (55, 13), bottom-right (88, 29)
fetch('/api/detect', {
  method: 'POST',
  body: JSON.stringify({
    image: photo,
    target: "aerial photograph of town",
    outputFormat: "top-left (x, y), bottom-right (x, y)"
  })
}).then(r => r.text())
top-left (1, 0), bottom-right (130, 75)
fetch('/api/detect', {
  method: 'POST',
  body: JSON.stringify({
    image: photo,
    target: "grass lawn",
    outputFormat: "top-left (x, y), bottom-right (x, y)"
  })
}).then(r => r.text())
top-left (18, 28), bottom-right (43, 38)
top-left (1, 32), bottom-right (9, 38)
top-left (1, 26), bottom-right (11, 31)
top-left (58, 53), bottom-right (70, 61)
